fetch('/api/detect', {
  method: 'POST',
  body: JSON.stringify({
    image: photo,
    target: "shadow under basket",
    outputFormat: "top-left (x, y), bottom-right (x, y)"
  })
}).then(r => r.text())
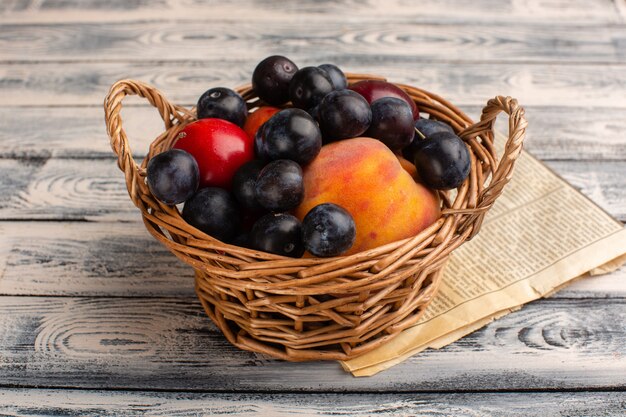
top-left (104, 74), bottom-right (527, 362)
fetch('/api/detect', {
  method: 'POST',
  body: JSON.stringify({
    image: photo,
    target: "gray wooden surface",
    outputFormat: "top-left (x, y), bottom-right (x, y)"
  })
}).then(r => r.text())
top-left (1, 0), bottom-right (625, 415)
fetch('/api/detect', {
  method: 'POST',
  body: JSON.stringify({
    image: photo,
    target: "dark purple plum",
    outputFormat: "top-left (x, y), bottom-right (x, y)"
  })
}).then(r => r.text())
top-left (252, 55), bottom-right (298, 106)
top-left (182, 187), bottom-right (240, 242)
top-left (197, 87), bottom-right (247, 127)
top-left (255, 159), bottom-right (304, 212)
top-left (318, 90), bottom-right (372, 142)
top-left (232, 160), bottom-right (266, 212)
top-left (403, 118), bottom-right (456, 162)
top-left (249, 213), bottom-right (305, 257)
top-left (289, 66), bottom-right (334, 110)
top-left (261, 108), bottom-right (322, 164)
top-left (415, 118), bottom-right (455, 137)
top-left (365, 97), bottom-right (415, 151)
top-left (319, 64), bottom-right (347, 90)
top-left (147, 149), bottom-right (199, 205)
top-left (413, 131), bottom-right (471, 190)
top-left (302, 203), bottom-right (356, 257)
top-left (254, 127), bottom-right (268, 160)
top-left (349, 79), bottom-right (419, 120)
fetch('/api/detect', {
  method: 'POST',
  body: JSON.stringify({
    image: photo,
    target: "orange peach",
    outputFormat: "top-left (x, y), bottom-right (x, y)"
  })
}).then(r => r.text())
top-left (243, 106), bottom-right (280, 140)
top-left (295, 138), bottom-right (440, 255)
top-left (396, 154), bottom-right (419, 180)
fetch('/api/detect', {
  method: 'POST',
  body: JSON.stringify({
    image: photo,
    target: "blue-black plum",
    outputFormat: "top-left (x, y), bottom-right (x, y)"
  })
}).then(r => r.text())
top-left (413, 131), bottom-right (471, 190)
top-left (302, 203), bottom-right (356, 257)
top-left (289, 66), bottom-right (334, 110)
top-left (403, 118), bottom-right (455, 162)
top-left (252, 55), bottom-right (298, 106)
top-left (182, 187), bottom-right (240, 242)
top-left (232, 160), bottom-right (266, 212)
top-left (249, 213), bottom-right (305, 258)
top-left (197, 87), bottom-right (247, 128)
top-left (261, 108), bottom-right (322, 165)
top-left (318, 64), bottom-right (347, 90)
top-left (254, 160), bottom-right (304, 212)
top-left (318, 90), bottom-right (372, 142)
top-left (365, 97), bottom-right (414, 151)
top-left (147, 149), bottom-right (199, 205)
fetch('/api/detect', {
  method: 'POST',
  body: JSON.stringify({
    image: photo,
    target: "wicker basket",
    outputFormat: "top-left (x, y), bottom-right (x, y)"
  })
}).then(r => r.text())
top-left (104, 74), bottom-right (526, 361)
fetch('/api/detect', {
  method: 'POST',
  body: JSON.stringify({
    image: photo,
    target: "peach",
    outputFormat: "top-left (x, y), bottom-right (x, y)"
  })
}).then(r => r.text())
top-left (295, 138), bottom-right (440, 255)
top-left (396, 154), bottom-right (419, 180)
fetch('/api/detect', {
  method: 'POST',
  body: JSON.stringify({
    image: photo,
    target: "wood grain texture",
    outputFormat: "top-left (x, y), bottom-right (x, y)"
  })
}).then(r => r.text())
top-left (0, 296), bottom-right (624, 391)
top-left (615, 0), bottom-right (626, 22)
top-left (1, 0), bottom-right (621, 24)
top-left (3, 105), bottom-right (626, 160)
top-left (0, 0), bottom-right (625, 405)
top-left (3, 61), bottom-right (626, 109)
top-left (1, 158), bottom-right (624, 222)
top-left (0, 389), bottom-right (625, 417)
top-left (1, 21), bottom-right (626, 63)
top-left (0, 221), bottom-right (194, 297)
top-left (1, 220), bottom-right (623, 298)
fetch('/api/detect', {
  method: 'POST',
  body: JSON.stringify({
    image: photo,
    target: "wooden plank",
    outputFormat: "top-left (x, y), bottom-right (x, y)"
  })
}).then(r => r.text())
top-left (546, 160), bottom-right (626, 222)
top-left (1, 220), bottom-right (622, 298)
top-left (1, 21), bottom-right (625, 63)
top-left (3, 61), bottom-right (626, 109)
top-left (0, 106), bottom-right (164, 159)
top-left (615, 0), bottom-right (626, 22)
top-left (1, 0), bottom-right (621, 24)
top-left (0, 296), bottom-right (624, 391)
top-left (0, 389), bottom-right (625, 416)
top-left (0, 221), bottom-right (195, 297)
top-left (0, 158), bottom-right (138, 222)
top-left (1, 158), bottom-right (624, 222)
top-left (3, 105), bottom-right (626, 160)
top-left (555, 267), bottom-right (626, 298)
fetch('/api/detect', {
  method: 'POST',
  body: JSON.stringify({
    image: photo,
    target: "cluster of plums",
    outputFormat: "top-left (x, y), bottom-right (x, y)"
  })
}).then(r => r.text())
top-left (146, 55), bottom-right (471, 258)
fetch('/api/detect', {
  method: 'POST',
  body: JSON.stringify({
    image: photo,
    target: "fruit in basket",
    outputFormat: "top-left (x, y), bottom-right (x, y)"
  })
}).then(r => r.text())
top-left (302, 203), bottom-right (356, 257)
top-left (259, 108), bottom-right (322, 165)
top-left (318, 90), bottom-right (372, 142)
top-left (146, 149), bottom-right (199, 205)
top-left (366, 97), bottom-right (414, 151)
top-left (403, 119), bottom-right (455, 162)
top-left (243, 106), bottom-right (280, 140)
top-left (396, 155), bottom-right (419, 179)
top-left (415, 118), bottom-right (455, 137)
top-left (182, 187), bottom-right (240, 242)
top-left (255, 159), bottom-right (304, 212)
top-left (413, 131), bottom-right (471, 190)
top-left (174, 119), bottom-right (254, 189)
top-left (232, 160), bottom-right (266, 212)
top-left (289, 66), bottom-right (335, 110)
top-left (318, 64), bottom-right (347, 90)
top-left (252, 55), bottom-right (299, 106)
top-left (249, 213), bottom-right (305, 257)
top-left (349, 80), bottom-right (419, 120)
top-left (197, 87), bottom-right (247, 128)
top-left (295, 138), bottom-right (440, 255)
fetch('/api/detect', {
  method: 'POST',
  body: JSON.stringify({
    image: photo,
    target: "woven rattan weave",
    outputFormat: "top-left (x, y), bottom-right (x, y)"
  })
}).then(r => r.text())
top-left (104, 74), bottom-right (526, 361)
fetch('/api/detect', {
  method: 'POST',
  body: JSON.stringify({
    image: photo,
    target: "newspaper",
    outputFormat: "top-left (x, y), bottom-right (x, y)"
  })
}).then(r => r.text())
top-left (341, 134), bottom-right (626, 376)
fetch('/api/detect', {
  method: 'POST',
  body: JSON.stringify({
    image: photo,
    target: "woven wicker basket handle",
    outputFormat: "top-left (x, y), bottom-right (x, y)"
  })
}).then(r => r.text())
top-left (460, 95), bottom-right (527, 237)
top-left (104, 79), bottom-right (188, 208)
